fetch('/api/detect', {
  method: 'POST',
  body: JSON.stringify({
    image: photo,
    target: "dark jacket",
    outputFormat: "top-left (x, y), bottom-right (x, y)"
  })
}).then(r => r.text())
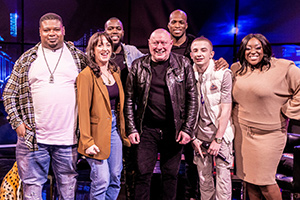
top-left (124, 53), bottom-right (198, 139)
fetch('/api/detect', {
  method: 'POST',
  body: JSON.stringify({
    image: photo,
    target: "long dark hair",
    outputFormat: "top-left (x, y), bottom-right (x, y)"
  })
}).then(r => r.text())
top-left (236, 33), bottom-right (273, 75)
top-left (86, 31), bottom-right (118, 77)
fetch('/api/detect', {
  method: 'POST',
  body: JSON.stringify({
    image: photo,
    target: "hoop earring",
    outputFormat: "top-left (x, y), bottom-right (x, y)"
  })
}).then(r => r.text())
top-left (110, 52), bottom-right (116, 60)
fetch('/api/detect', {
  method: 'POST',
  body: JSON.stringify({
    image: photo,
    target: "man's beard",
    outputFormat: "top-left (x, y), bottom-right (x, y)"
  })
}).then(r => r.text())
top-left (172, 33), bottom-right (184, 41)
top-left (47, 42), bottom-right (60, 50)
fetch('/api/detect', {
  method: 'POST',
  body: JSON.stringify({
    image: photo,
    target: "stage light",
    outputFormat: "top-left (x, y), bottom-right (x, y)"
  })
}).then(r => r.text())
top-left (10, 13), bottom-right (18, 38)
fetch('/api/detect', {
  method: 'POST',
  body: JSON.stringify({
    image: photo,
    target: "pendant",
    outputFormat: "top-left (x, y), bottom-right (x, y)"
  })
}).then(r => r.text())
top-left (108, 78), bottom-right (111, 84)
top-left (49, 74), bottom-right (54, 83)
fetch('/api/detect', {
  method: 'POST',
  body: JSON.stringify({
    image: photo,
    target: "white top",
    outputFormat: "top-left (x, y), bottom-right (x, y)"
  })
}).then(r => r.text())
top-left (194, 59), bottom-right (234, 143)
top-left (29, 43), bottom-right (79, 145)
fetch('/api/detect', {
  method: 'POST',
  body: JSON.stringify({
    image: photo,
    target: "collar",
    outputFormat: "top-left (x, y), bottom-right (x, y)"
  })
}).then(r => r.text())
top-left (193, 59), bottom-right (215, 81)
top-left (121, 43), bottom-right (128, 55)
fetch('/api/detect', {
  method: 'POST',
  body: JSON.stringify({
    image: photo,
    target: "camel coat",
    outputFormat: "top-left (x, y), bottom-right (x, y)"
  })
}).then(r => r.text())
top-left (77, 66), bottom-right (130, 160)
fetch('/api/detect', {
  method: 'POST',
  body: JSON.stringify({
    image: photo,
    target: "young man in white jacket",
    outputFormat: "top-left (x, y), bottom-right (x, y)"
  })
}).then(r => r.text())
top-left (190, 36), bottom-right (234, 200)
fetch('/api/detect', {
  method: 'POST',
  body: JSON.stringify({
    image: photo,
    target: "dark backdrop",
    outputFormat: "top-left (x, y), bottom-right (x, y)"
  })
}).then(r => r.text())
top-left (2, 0), bottom-right (300, 60)
top-left (1, 0), bottom-right (300, 90)
top-left (1, 0), bottom-right (300, 146)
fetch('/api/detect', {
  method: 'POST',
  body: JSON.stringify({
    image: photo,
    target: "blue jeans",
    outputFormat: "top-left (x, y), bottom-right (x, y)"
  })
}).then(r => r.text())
top-left (86, 111), bottom-right (123, 200)
top-left (16, 137), bottom-right (78, 200)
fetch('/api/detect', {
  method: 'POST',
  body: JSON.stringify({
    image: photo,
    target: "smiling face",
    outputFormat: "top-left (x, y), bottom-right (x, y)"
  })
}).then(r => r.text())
top-left (39, 19), bottom-right (65, 50)
top-left (94, 36), bottom-right (113, 65)
top-left (168, 10), bottom-right (188, 39)
top-left (105, 18), bottom-right (124, 47)
top-left (245, 37), bottom-right (264, 66)
top-left (148, 29), bottom-right (173, 62)
top-left (190, 39), bottom-right (214, 71)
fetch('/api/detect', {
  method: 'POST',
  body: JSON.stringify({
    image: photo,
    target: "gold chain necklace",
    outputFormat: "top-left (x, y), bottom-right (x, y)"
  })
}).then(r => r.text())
top-left (42, 46), bottom-right (63, 83)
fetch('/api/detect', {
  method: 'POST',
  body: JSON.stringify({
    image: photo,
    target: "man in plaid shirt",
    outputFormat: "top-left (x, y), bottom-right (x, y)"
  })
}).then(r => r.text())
top-left (3, 12), bottom-right (87, 199)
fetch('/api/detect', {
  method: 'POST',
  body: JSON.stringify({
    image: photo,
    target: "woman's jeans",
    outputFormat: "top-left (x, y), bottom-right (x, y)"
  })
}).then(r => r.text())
top-left (86, 111), bottom-right (123, 200)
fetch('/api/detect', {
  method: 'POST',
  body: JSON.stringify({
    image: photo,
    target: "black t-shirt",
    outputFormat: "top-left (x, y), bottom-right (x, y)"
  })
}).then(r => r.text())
top-left (171, 38), bottom-right (188, 56)
top-left (171, 34), bottom-right (195, 62)
top-left (143, 59), bottom-right (173, 127)
top-left (114, 47), bottom-right (128, 88)
top-left (106, 82), bottom-right (119, 111)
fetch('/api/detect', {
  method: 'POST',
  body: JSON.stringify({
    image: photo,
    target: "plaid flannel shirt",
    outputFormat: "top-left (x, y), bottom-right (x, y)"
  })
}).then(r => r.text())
top-left (2, 42), bottom-right (88, 151)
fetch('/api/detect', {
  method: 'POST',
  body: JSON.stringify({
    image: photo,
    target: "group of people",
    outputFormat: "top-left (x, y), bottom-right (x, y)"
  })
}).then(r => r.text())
top-left (2, 8), bottom-right (300, 200)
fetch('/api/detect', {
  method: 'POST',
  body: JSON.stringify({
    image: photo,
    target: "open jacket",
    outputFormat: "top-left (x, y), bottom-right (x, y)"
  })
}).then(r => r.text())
top-left (77, 66), bottom-right (130, 160)
top-left (124, 53), bottom-right (198, 139)
top-left (3, 42), bottom-right (88, 151)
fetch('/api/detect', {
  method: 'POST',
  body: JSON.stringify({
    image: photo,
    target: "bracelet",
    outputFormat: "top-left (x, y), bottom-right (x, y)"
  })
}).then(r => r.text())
top-left (191, 136), bottom-right (197, 142)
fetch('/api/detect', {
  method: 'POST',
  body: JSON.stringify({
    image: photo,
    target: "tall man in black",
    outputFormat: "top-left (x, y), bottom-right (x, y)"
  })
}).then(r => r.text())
top-left (168, 9), bottom-right (229, 66)
top-left (168, 10), bottom-right (229, 200)
top-left (168, 9), bottom-right (195, 61)
top-left (125, 28), bottom-right (198, 200)
top-left (168, 10), bottom-right (198, 199)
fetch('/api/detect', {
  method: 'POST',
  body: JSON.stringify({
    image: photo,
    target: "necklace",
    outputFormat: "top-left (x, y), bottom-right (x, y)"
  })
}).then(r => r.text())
top-left (101, 72), bottom-right (111, 85)
top-left (42, 46), bottom-right (63, 83)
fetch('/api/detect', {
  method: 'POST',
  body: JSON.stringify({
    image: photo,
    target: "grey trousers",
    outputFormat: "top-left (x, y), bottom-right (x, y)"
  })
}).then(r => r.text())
top-left (193, 141), bottom-right (233, 200)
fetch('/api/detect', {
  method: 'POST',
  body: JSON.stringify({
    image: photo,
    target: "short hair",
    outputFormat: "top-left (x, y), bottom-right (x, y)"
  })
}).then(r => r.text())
top-left (86, 31), bottom-right (117, 77)
top-left (191, 36), bottom-right (213, 51)
top-left (105, 17), bottom-right (123, 29)
top-left (39, 13), bottom-right (63, 27)
top-left (107, 17), bottom-right (120, 21)
top-left (237, 33), bottom-right (272, 74)
top-left (169, 9), bottom-right (187, 22)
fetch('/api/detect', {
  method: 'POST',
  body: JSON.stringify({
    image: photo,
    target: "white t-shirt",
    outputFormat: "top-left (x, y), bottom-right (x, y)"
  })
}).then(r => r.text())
top-left (29, 43), bottom-right (79, 145)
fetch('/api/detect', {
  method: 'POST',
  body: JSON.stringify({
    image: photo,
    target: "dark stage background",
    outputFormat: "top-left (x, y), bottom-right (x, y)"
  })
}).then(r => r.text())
top-left (0, 2), bottom-right (300, 199)
top-left (1, 0), bottom-right (300, 139)
top-left (2, 1), bottom-right (300, 80)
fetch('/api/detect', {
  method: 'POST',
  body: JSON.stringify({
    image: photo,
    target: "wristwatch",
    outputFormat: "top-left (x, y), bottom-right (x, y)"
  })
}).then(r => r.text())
top-left (214, 137), bottom-right (223, 144)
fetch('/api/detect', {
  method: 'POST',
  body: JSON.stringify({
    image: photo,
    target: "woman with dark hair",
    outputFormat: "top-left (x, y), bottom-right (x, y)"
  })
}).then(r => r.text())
top-left (77, 31), bottom-right (130, 199)
top-left (231, 33), bottom-right (300, 199)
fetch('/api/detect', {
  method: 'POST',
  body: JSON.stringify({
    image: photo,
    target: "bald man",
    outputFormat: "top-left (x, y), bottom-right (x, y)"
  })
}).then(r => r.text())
top-left (168, 9), bottom-right (229, 66)
top-left (168, 9), bottom-right (195, 61)
top-left (125, 28), bottom-right (198, 200)
top-left (168, 10), bottom-right (229, 200)
top-left (168, 10), bottom-right (199, 199)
